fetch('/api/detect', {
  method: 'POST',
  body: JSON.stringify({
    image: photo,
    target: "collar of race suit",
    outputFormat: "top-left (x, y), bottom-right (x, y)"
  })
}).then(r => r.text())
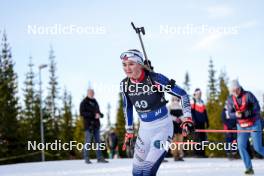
top-left (130, 69), bottom-right (145, 83)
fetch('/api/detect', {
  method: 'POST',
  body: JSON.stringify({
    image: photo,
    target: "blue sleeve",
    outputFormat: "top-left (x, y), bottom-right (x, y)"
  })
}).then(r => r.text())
top-left (247, 91), bottom-right (260, 116)
top-left (151, 72), bottom-right (192, 118)
top-left (221, 109), bottom-right (228, 124)
top-left (227, 96), bottom-right (237, 119)
top-left (120, 82), bottom-right (133, 131)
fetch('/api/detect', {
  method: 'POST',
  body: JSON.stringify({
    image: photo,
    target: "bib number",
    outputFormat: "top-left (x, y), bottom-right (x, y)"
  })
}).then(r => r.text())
top-left (135, 100), bottom-right (148, 109)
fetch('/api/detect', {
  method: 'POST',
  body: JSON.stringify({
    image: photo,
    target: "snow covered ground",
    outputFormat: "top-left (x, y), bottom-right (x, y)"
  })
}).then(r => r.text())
top-left (0, 158), bottom-right (263, 176)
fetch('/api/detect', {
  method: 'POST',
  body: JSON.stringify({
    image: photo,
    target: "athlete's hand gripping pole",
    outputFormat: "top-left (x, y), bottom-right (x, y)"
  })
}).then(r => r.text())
top-left (122, 132), bottom-right (134, 151)
top-left (180, 117), bottom-right (195, 137)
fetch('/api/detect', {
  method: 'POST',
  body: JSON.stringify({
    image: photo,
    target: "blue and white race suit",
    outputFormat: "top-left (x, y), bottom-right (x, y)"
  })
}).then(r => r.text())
top-left (120, 70), bottom-right (192, 176)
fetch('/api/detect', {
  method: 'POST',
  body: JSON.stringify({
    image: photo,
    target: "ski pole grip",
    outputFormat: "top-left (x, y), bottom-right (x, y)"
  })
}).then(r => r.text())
top-left (131, 22), bottom-right (136, 31)
top-left (131, 22), bottom-right (140, 33)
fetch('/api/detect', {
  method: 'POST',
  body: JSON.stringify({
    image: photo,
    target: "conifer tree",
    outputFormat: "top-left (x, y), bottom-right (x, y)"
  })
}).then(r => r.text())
top-left (21, 57), bottom-right (36, 141)
top-left (60, 88), bottom-right (74, 158)
top-left (0, 31), bottom-right (20, 163)
top-left (115, 93), bottom-right (126, 157)
top-left (44, 46), bottom-right (60, 145)
top-left (207, 58), bottom-right (218, 102)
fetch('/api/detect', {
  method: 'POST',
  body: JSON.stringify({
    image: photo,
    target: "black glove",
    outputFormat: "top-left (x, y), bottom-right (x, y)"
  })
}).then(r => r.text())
top-left (99, 112), bottom-right (104, 118)
top-left (144, 60), bottom-right (154, 71)
top-left (180, 118), bottom-right (195, 137)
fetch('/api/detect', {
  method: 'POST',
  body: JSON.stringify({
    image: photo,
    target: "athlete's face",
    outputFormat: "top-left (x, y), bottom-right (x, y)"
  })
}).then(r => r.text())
top-left (122, 60), bottom-right (143, 79)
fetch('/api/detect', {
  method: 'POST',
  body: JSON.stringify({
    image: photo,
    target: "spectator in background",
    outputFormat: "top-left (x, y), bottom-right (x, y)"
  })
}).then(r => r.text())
top-left (222, 101), bottom-right (254, 161)
top-left (221, 101), bottom-right (237, 160)
top-left (191, 88), bottom-right (209, 158)
top-left (227, 80), bottom-right (264, 175)
top-left (168, 96), bottom-right (184, 161)
top-left (80, 88), bottom-right (108, 164)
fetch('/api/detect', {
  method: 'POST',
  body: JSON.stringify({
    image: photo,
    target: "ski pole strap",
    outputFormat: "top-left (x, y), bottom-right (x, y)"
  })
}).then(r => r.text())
top-left (195, 129), bottom-right (263, 133)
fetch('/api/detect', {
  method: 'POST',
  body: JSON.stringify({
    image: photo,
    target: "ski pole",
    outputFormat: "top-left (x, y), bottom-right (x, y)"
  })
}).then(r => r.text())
top-left (131, 22), bottom-right (152, 71)
top-left (195, 129), bottom-right (263, 133)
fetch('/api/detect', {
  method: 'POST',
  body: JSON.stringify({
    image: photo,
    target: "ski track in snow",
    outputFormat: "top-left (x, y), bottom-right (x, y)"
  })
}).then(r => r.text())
top-left (0, 158), bottom-right (263, 176)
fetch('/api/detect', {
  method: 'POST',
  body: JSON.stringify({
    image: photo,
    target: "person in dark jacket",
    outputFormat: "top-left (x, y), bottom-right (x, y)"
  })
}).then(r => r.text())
top-left (191, 88), bottom-right (209, 158)
top-left (221, 101), bottom-right (237, 159)
top-left (80, 88), bottom-right (108, 164)
top-left (227, 80), bottom-right (264, 175)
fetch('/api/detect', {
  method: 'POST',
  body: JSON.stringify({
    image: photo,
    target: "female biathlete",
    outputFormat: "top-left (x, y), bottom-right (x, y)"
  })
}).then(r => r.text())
top-left (120, 49), bottom-right (194, 176)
